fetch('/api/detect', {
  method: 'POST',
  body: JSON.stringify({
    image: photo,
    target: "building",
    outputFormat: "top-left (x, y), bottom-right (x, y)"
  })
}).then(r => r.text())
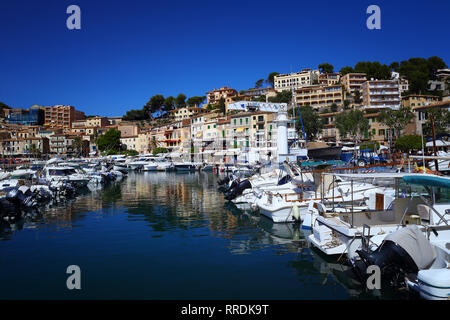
top-left (295, 84), bottom-right (346, 110)
top-left (44, 105), bottom-right (85, 129)
top-left (120, 135), bottom-right (138, 151)
top-left (5, 106), bottom-right (45, 125)
top-left (340, 73), bottom-right (367, 95)
top-left (402, 95), bottom-right (440, 109)
top-left (398, 78), bottom-right (409, 94)
top-left (170, 107), bottom-right (203, 121)
top-left (206, 86), bottom-right (238, 105)
top-left (361, 79), bottom-right (401, 110)
top-left (86, 116), bottom-right (109, 128)
top-left (0, 137), bottom-right (49, 156)
top-left (409, 100), bottom-right (450, 136)
top-left (274, 69), bottom-right (320, 92)
top-left (318, 73), bottom-right (340, 86)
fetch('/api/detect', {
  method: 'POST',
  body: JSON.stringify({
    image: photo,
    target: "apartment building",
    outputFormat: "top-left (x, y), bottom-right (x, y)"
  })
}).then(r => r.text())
top-left (319, 112), bottom-right (341, 143)
top-left (44, 105), bottom-right (85, 129)
top-left (402, 95), bottom-right (440, 109)
top-left (230, 112), bottom-right (252, 149)
top-left (118, 123), bottom-right (139, 138)
top-left (318, 73), bottom-right (340, 86)
top-left (86, 116), bottom-right (109, 128)
top-left (170, 107), bottom-right (203, 121)
top-left (119, 136), bottom-right (138, 151)
top-left (295, 84), bottom-right (346, 110)
top-left (49, 134), bottom-right (81, 155)
top-left (340, 73), bottom-right (367, 95)
top-left (206, 86), bottom-right (238, 105)
top-left (0, 137), bottom-right (49, 156)
top-left (239, 87), bottom-right (277, 100)
top-left (274, 69), bottom-right (320, 92)
top-left (361, 80), bottom-right (401, 110)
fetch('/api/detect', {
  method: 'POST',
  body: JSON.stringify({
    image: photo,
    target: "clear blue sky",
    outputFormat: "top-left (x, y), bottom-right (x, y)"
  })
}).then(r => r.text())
top-left (1, 0), bottom-right (449, 117)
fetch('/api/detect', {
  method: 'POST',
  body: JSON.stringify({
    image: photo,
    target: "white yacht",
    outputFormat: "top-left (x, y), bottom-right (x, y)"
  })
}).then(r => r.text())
top-left (43, 166), bottom-right (90, 188)
top-left (308, 173), bottom-right (449, 262)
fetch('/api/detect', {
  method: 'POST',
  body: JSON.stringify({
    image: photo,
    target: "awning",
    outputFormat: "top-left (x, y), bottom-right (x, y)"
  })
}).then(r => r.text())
top-left (235, 127), bottom-right (246, 133)
top-left (426, 140), bottom-right (449, 147)
top-left (196, 132), bottom-right (202, 138)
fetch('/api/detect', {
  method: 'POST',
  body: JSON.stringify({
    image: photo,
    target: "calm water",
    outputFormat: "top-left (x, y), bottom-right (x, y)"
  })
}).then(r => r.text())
top-left (0, 172), bottom-right (409, 300)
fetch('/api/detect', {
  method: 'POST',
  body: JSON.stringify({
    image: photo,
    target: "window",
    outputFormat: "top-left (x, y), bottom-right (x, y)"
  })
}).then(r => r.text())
top-left (240, 119), bottom-right (243, 125)
top-left (246, 118), bottom-right (248, 124)
top-left (234, 119), bottom-right (236, 125)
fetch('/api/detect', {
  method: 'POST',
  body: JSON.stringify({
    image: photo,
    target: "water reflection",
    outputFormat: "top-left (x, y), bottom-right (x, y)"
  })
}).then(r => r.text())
top-left (0, 172), bottom-right (411, 299)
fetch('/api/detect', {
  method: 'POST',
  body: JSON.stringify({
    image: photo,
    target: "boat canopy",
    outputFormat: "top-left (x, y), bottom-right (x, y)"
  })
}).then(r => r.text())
top-left (402, 174), bottom-right (450, 189)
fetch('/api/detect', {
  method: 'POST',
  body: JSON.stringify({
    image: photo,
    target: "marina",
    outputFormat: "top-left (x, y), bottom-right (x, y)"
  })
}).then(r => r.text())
top-left (1, 153), bottom-right (448, 300)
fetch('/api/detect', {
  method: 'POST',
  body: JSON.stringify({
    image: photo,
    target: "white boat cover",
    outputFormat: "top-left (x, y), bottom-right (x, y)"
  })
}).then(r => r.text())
top-left (385, 225), bottom-right (436, 270)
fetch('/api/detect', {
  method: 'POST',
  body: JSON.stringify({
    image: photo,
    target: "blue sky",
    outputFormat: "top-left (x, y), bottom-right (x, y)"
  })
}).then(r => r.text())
top-left (1, 0), bottom-right (449, 117)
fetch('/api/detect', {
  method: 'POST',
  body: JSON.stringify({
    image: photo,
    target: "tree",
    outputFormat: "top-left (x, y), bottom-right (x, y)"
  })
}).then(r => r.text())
top-left (330, 103), bottom-right (338, 112)
top-left (422, 107), bottom-right (450, 137)
top-left (187, 96), bottom-right (206, 107)
top-left (395, 135), bottom-right (425, 152)
top-left (175, 94), bottom-right (187, 109)
top-left (122, 149), bottom-right (138, 156)
top-left (295, 105), bottom-right (323, 141)
top-left (96, 129), bottom-right (122, 154)
top-left (318, 63), bottom-right (334, 74)
top-left (266, 72), bottom-right (279, 87)
top-left (397, 57), bottom-right (447, 94)
top-left (343, 99), bottom-right (351, 110)
top-left (255, 79), bottom-right (265, 88)
top-left (144, 94), bottom-right (165, 116)
top-left (335, 109), bottom-right (369, 143)
top-left (353, 90), bottom-right (362, 104)
top-left (340, 66), bottom-right (355, 75)
top-left (152, 147), bottom-right (168, 156)
top-left (354, 61), bottom-right (391, 80)
top-left (218, 97), bottom-right (226, 115)
top-left (164, 96), bottom-right (175, 111)
top-left (122, 109), bottom-right (148, 121)
top-left (427, 56), bottom-right (447, 80)
top-left (73, 137), bottom-right (84, 156)
top-left (389, 62), bottom-right (400, 72)
top-left (268, 90), bottom-right (292, 103)
top-left (377, 106), bottom-right (415, 140)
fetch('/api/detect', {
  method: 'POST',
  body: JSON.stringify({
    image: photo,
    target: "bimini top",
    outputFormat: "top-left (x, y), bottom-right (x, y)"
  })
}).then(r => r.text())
top-left (402, 174), bottom-right (450, 189)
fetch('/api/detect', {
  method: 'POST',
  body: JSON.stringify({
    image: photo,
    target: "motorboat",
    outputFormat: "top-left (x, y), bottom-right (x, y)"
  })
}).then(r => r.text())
top-left (43, 166), bottom-right (90, 188)
top-left (307, 173), bottom-right (449, 261)
top-left (174, 162), bottom-right (196, 172)
top-left (128, 157), bottom-right (155, 170)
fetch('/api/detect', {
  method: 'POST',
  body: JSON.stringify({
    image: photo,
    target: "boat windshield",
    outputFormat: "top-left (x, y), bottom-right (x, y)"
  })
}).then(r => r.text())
top-left (49, 169), bottom-right (77, 176)
top-left (433, 186), bottom-right (450, 204)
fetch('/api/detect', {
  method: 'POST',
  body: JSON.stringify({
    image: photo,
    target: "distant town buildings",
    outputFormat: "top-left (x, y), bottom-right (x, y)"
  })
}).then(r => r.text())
top-left (360, 79), bottom-right (401, 110)
top-left (1, 64), bottom-right (449, 159)
top-left (44, 105), bottom-right (85, 129)
top-left (274, 69), bottom-right (320, 92)
top-left (206, 86), bottom-right (238, 105)
top-left (340, 73), bottom-right (367, 95)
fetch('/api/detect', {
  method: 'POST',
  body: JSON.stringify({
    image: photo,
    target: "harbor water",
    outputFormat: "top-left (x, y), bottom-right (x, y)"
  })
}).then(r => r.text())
top-left (0, 172), bottom-right (411, 300)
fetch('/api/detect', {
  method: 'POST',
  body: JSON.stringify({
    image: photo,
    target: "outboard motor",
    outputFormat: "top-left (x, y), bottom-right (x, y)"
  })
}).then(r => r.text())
top-left (225, 179), bottom-right (252, 201)
top-left (218, 176), bottom-right (231, 186)
top-left (354, 225), bottom-right (436, 288)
